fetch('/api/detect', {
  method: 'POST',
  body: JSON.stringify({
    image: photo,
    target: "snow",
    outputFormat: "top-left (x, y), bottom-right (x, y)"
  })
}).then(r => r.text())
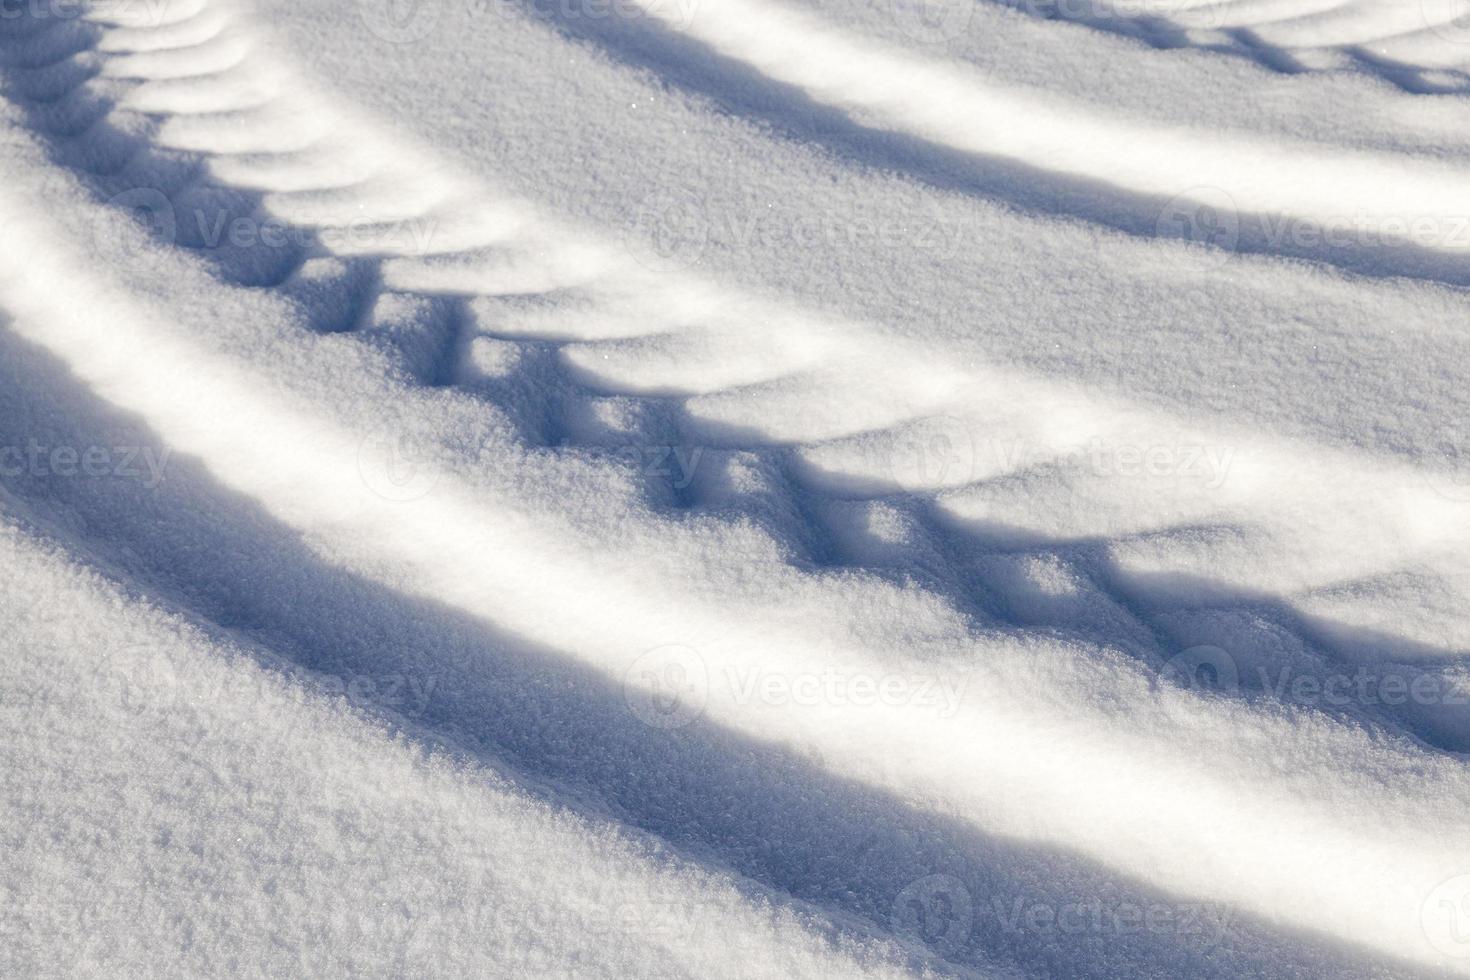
top-left (3, 0), bottom-right (1470, 976)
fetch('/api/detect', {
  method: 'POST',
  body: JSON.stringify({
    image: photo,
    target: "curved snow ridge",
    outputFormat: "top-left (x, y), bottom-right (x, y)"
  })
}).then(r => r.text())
top-left (0, 520), bottom-right (932, 980)
top-left (6, 152), bottom-right (1470, 979)
top-left (628, 0), bottom-right (1470, 274)
top-left (11, 0), bottom-right (1470, 759)
top-left (4, 15), bottom-right (1470, 980)
top-left (982, 0), bottom-right (1470, 87)
top-left (7, 2), bottom-right (1470, 975)
top-left (19, 0), bottom-right (1470, 735)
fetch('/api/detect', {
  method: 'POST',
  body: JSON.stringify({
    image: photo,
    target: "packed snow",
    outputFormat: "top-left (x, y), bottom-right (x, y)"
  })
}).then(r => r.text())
top-left (4, 0), bottom-right (1470, 976)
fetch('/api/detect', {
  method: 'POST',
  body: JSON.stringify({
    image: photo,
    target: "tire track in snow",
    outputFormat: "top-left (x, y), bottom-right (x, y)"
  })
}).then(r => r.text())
top-left (952, 0), bottom-right (1470, 93)
top-left (13, 0), bottom-right (1468, 761)
top-left (607, 0), bottom-right (1470, 288)
top-left (4, 2), bottom-right (1470, 975)
top-left (0, 219), bottom-right (1440, 980)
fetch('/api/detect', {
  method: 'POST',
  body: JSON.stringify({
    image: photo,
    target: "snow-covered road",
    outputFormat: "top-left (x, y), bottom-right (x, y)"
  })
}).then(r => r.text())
top-left (4, 0), bottom-right (1470, 976)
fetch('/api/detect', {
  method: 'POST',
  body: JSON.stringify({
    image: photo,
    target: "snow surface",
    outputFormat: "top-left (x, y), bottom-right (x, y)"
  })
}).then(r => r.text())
top-left (3, 0), bottom-right (1470, 976)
